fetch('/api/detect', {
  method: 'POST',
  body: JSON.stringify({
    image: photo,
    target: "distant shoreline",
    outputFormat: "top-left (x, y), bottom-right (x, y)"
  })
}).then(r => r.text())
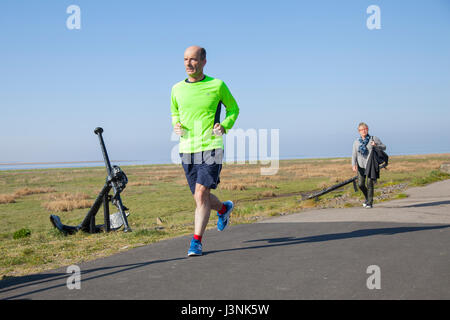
top-left (1, 152), bottom-right (449, 169)
top-left (0, 160), bottom-right (138, 166)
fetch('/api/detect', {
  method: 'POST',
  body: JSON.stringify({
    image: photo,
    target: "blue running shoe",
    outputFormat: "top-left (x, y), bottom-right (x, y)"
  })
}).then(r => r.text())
top-left (217, 200), bottom-right (234, 231)
top-left (187, 238), bottom-right (202, 256)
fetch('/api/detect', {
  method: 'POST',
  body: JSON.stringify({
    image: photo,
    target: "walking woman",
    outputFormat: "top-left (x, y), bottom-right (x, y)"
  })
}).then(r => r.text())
top-left (351, 122), bottom-right (386, 208)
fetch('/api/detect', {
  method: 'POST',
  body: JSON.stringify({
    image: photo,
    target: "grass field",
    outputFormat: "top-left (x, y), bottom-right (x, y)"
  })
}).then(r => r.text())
top-left (1, 153), bottom-right (449, 278)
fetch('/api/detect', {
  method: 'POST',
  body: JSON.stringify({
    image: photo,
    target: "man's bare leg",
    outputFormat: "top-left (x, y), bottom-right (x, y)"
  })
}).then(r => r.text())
top-left (209, 193), bottom-right (223, 212)
top-left (193, 184), bottom-right (224, 236)
top-left (192, 185), bottom-right (210, 235)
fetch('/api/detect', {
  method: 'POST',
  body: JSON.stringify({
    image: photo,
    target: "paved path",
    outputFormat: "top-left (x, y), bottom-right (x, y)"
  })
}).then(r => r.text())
top-left (1, 180), bottom-right (449, 300)
top-left (264, 179), bottom-right (450, 225)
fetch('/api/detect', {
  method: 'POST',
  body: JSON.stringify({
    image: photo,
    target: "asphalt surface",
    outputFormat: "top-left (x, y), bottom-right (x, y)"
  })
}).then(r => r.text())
top-left (1, 180), bottom-right (449, 300)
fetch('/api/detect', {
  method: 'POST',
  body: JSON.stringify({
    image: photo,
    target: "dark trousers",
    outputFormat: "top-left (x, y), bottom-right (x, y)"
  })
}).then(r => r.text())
top-left (357, 166), bottom-right (374, 205)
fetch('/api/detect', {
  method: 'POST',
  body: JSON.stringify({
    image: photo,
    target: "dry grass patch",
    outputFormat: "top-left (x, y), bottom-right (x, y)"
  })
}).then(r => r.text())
top-left (43, 200), bottom-right (92, 212)
top-left (128, 181), bottom-right (153, 187)
top-left (299, 199), bottom-right (319, 209)
top-left (0, 194), bottom-right (16, 204)
top-left (174, 178), bottom-right (189, 186)
top-left (220, 183), bottom-right (247, 191)
top-left (153, 175), bottom-right (178, 181)
top-left (14, 187), bottom-right (56, 197)
top-left (43, 192), bottom-right (90, 201)
top-left (388, 160), bottom-right (444, 172)
top-left (258, 191), bottom-right (277, 198)
top-left (42, 192), bottom-right (92, 212)
top-left (254, 182), bottom-right (278, 189)
top-left (1, 187), bottom-right (56, 205)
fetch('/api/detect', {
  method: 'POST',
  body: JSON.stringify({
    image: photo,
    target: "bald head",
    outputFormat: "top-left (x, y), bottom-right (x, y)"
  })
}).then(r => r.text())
top-left (184, 46), bottom-right (207, 82)
top-left (185, 46), bottom-right (206, 61)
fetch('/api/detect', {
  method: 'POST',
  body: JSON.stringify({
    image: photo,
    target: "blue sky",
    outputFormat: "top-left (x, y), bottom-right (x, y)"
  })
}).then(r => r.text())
top-left (1, 0), bottom-right (449, 164)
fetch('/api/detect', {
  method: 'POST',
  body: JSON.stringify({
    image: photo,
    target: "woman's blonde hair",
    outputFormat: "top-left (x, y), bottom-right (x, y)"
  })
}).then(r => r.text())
top-left (358, 122), bottom-right (368, 129)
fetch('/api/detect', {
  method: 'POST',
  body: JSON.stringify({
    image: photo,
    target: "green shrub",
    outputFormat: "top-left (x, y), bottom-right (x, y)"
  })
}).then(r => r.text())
top-left (13, 228), bottom-right (32, 239)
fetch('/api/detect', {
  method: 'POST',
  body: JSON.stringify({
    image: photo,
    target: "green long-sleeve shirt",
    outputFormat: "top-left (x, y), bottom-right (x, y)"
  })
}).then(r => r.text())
top-left (170, 75), bottom-right (240, 153)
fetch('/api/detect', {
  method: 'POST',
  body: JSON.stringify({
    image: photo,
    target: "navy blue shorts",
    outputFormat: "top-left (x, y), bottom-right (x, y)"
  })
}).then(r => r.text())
top-left (180, 149), bottom-right (223, 194)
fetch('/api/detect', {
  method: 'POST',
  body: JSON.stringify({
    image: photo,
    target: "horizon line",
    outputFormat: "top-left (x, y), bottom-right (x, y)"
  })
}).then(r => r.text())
top-left (1, 152), bottom-right (449, 168)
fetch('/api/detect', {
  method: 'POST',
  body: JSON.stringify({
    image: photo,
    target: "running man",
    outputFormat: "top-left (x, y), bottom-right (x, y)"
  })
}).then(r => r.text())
top-left (352, 122), bottom-right (386, 208)
top-left (170, 46), bottom-right (240, 256)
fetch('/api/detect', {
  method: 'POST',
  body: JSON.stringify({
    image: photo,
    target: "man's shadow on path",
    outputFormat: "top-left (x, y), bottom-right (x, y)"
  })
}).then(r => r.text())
top-left (245, 224), bottom-right (448, 244)
top-left (204, 225), bottom-right (450, 254)
top-left (381, 200), bottom-right (450, 208)
top-left (1, 224), bottom-right (449, 299)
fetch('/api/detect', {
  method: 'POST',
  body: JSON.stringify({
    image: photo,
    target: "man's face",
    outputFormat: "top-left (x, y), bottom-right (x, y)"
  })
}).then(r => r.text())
top-left (358, 126), bottom-right (369, 138)
top-left (184, 48), bottom-right (206, 78)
